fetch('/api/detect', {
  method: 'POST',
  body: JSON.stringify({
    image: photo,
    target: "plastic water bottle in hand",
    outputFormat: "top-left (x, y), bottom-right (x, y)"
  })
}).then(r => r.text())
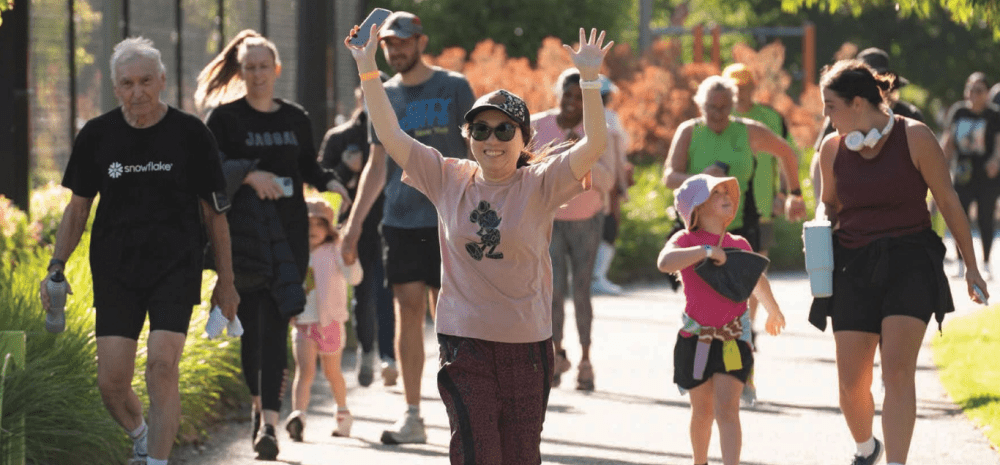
top-left (803, 204), bottom-right (834, 298)
top-left (204, 306), bottom-right (229, 339)
top-left (45, 270), bottom-right (69, 333)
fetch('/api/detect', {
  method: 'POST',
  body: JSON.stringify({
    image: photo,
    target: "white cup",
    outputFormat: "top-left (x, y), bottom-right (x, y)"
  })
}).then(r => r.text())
top-left (803, 219), bottom-right (834, 298)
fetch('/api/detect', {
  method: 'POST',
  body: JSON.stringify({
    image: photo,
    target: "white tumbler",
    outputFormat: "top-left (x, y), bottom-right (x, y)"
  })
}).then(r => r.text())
top-left (803, 208), bottom-right (834, 298)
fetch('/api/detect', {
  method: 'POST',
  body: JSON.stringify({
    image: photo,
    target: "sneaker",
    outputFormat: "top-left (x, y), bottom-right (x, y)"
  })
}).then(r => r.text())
top-left (250, 407), bottom-right (261, 444)
top-left (285, 410), bottom-right (304, 442)
top-left (380, 412), bottom-right (427, 444)
top-left (332, 410), bottom-right (353, 437)
top-left (850, 437), bottom-right (883, 465)
top-left (740, 383), bottom-right (757, 408)
top-left (253, 424), bottom-right (279, 460)
top-left (381, 359), bottom-right (399, 387)
top-left (984, 262), bottom-right (993, 281)
top-left (131, 424), bottom-right (148, 462)
top-left (591, 277), bottom-right (623, 296)
top-left (552, 349), bottom-right (571, 387)
top-left (358, 351), bottom-right (376, 387)
top-left (576, 360), bottom-right (595, 391)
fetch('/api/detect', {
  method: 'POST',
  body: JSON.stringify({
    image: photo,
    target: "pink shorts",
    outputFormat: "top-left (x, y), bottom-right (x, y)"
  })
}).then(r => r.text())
top-left (294, 321), bottom-right (346, 354)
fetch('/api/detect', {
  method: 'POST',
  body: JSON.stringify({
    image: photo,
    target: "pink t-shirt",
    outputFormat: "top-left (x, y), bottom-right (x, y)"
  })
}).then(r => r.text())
top-left (532, 110), bottom-right (606, 221)
top-left (298, 241), bottom-right (363, 328)
top-left (402, 142), bottom-right (585, 343)
top-left (673, 229), bottom-right (752, 329)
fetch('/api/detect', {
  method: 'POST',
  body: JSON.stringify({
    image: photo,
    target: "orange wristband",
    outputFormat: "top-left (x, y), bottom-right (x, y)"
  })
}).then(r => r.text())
top-left (360, 70), bottom-right (381, 81)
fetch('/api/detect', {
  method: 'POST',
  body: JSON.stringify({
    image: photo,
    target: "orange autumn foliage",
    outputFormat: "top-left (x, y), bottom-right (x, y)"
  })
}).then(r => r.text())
top-left (423, 37), bottom-right (824, 159)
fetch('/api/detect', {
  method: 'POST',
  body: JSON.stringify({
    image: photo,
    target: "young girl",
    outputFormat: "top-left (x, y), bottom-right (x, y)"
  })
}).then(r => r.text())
top-left (285, 198), bottom-right (363, 441)
top-left (657, 174), bottom-right (786, 465)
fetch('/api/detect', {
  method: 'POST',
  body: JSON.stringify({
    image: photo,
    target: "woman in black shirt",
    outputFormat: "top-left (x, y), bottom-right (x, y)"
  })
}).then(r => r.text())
top-left (195, 29), bottom-right (347, 460)
top-left (943, 72), bottom-right (1000, 279)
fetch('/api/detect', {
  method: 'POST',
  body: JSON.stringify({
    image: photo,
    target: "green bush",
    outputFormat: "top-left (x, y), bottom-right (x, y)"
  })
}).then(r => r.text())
top-left (1, 197), bottom-right (249, 464)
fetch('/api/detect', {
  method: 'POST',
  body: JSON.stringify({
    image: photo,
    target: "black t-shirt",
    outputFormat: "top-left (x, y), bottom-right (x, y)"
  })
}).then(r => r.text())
top-left (206, 98), bottom-right (335, 272)
top-left (61, 106), bottom-right (226, 285)
top-left (945, 102), bottom-right (1000, 185)
top-left (319, 111), bottom-right (384, 237)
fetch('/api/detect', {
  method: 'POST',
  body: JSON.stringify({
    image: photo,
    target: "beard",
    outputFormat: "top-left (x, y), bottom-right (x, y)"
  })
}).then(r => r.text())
top-left (390, 53), bottom-right (420, 74)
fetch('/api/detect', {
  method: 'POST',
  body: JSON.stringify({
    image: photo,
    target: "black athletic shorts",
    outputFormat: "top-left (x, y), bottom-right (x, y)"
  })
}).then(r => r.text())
top-left (830, 240), bottom-right (938, 334)
top-left (380, 225), bottom-right (442, 288)
top-left (93, 265), bottom-right (200, 339)
top-left (673, 333), bottom-right (754, 390)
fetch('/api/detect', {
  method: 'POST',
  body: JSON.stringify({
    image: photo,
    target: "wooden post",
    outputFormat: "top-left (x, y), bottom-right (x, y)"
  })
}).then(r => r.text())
top-left (692, 24), bottom-right (704, 63)
top-left (638, 0), bottom-right (652, 53)
top-left (711, 24), bottom-right (721, 70)
top-left (803, 22), bottom-right (816, 88)
top-left (0, 331), bottom-right (27, 465)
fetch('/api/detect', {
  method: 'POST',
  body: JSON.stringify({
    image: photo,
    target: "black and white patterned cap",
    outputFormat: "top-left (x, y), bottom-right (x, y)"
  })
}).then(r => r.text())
top-left (464, 89), bottom-right (530, 127)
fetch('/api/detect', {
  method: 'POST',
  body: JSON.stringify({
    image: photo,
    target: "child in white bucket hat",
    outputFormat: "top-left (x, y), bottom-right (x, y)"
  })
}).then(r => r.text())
top-left (657, 173), bottom-right (786, 465)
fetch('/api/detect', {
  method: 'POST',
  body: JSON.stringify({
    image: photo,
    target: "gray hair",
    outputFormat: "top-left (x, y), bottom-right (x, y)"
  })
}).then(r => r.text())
top-left (693, 75), bottom-right (738, 110)
top-left (110, 37), bottom-right (166, 83)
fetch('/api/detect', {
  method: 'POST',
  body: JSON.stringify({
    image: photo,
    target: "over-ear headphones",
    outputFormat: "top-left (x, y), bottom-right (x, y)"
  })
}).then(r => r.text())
top-left (844, 108), bottom-right (895, 152)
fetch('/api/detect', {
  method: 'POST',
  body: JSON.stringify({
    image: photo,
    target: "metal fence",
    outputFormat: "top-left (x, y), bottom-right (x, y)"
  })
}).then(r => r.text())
top-left (29, 0), bottom-right (362, 186)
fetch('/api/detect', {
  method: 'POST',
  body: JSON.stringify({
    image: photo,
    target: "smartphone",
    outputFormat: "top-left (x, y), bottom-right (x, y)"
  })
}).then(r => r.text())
top-left (349, 8), bottom-right (393, 47)
top-left (974, 284), bottom-right (989, 305)
top-left (275, 176), bottom-right (295, 198)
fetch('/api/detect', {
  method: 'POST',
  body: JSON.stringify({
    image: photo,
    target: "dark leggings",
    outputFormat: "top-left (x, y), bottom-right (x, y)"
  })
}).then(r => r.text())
top-left (957, 182), bottom-right (1000, 263)
top-left (237, 287), bottom-right (290, 412)
top-left (353, 233), bottom-right (396, 360)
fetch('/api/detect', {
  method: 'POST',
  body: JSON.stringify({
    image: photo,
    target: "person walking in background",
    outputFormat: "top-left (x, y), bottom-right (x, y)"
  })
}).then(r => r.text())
top-left (812, 59), bottom-right (988, 465)
top-left (319, 82), bottom-right (397, 388)
top-left (39, 37), bottom-right (240, 465)
top-left (591, 75), bottom-right (632, 297)
top-left (657, 174), bottom-right (786, 465)
top-left (811, 47), bottom-right (924, 200)
top-left (346, 21), bottom-right (611, 462)
top-left (285, 198), bottom-right (363, 441)
top-left (941, 72), bottom-right (1000, 280)
top-left (533, 67), bottom-right (618, 391)
top-left (339, 11), bottom-right (476, 445)
top-left (195, 29), bottom-right (348, 460)
top-left (662, 75), bottom-right (807, 250)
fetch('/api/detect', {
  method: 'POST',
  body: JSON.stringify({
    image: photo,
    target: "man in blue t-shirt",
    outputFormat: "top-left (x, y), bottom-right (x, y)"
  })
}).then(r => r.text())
top-left (340, 11), bottom-right (475, 445)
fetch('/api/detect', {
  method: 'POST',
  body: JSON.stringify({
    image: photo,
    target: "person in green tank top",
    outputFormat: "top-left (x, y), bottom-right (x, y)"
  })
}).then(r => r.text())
top-left (663, 75), bottom-right (806, 251)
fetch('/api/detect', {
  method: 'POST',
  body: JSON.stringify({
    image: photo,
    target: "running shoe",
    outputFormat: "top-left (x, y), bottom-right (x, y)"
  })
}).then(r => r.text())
top-left (285, 410), bottom-right (304, 442)
top-left (358, 350), bottom-right (375, 387)
top-left (850, 438), bottom-right (883, 465)
top-left (591, 277), bottom-right (623, 296)
top-left (380, 411), bottom-right (427, 444)
top-left (740, 383), bottom-right (757, 408)
top-left (576, 360), bottom-right (595, 391)
top-left (381, 359), bottom-right (399, 387)
top-left (254, 424), bottom-right (279, 460)
top-left (250, 408), bottom-right (261, 444)
top-left (332, 410), bottom-right (353, 437)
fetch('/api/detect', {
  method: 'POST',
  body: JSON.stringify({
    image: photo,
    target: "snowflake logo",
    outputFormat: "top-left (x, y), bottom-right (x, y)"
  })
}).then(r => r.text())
top-left (108, 162), bottom-right (123, 179)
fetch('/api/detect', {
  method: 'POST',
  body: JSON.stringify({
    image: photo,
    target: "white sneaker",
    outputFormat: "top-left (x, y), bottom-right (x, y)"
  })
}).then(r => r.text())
top-left (332, 409), bottom-right (353, 437)
top-left (380, 411), bottom-right (427, 444)
top-left (131, 425), bottom-right (148, 463)
top-left (381, 359), bottom-right (399, 387)
top-left (591, 277), bottom-right (623, 296)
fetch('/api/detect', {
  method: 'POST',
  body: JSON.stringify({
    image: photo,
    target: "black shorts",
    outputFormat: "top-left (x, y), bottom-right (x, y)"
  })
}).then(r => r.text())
top-left (93, 266), bottom-right (200, 339)
top-left (673, 333), bottom-right (753, 390)
top-left (380, 224), bottom-right (442, 288)
top-left (830, 241), bottom-right (938, 334)
top-left (601, 214), bottom-right (619, 244)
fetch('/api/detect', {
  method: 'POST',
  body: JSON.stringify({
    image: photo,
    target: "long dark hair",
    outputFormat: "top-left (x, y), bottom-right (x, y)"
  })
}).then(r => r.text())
top-left (820, 59), bottom-right (896, 109)
top-left (195, 29), bottom-right (281, 113)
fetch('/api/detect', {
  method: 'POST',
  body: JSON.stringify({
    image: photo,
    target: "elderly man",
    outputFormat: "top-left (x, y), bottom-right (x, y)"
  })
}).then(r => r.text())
top-left (39, 37), bottom-right (239, 465)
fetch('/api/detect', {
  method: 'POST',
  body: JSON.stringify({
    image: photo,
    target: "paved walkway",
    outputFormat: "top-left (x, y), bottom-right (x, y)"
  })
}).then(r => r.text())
top-left (172, 268), bottom-right (1000, 464)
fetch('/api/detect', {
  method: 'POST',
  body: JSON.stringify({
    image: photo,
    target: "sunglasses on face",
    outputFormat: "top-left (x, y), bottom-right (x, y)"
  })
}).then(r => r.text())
top-left (470, 122), bottom-right (518, 142)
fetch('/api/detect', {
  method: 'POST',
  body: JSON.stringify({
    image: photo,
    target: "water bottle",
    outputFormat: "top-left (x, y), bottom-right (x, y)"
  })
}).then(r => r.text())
top-left (803, 205), bottom-right (834, 298)
top-left (45, 270), bottom-right (69, 333)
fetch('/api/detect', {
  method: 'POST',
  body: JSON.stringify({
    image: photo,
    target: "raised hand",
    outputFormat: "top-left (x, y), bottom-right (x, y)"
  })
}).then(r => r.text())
top-left (344, 24), bottom-right (381, 68)
top-left (562, 28), bottom-right (614, 79)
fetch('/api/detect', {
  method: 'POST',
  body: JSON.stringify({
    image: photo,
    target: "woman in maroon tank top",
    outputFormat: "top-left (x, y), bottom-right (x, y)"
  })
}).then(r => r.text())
top-left (814, 59), bottom-right (989, 465)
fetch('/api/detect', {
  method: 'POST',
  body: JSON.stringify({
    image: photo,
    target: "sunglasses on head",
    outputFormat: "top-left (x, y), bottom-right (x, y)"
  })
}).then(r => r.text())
top-left (470, 122), bottom-right (518, 142)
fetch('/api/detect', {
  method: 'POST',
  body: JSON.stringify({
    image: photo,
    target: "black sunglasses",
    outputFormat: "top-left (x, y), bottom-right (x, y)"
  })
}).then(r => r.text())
top-left (470, 122), bottom-right (518, 142)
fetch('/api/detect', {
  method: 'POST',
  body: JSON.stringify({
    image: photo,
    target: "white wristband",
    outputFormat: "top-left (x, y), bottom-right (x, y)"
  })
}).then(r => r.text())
top-left (703, 245), bottom-right (712, 259)
top-left (579, 79), bottom-right (601, 90)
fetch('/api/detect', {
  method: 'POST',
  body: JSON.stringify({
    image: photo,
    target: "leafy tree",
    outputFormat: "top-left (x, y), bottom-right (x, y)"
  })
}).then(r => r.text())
top-left (368, 0), bottom-right (634, 61)
top-left (0, 0), bottom-right (13, 27)
top-left (782, 0), bottom-right (1000, 39)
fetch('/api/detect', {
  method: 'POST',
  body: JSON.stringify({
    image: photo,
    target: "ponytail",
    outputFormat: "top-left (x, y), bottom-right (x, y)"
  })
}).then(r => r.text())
top-left (195, 29), bottom-right (281, 113)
